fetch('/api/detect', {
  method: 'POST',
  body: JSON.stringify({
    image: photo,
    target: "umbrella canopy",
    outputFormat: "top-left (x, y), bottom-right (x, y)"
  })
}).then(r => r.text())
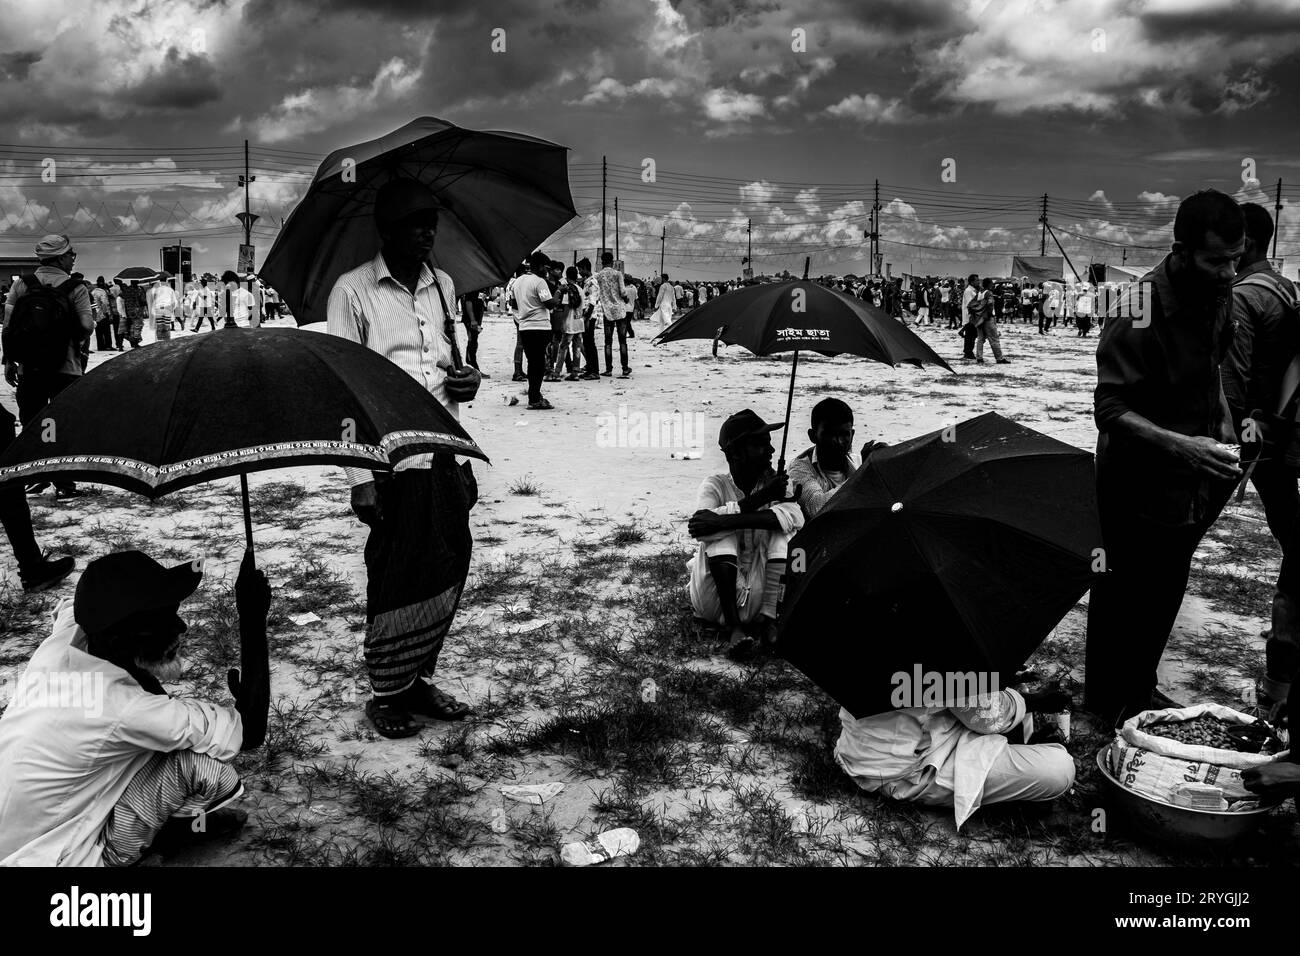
top-left (0, 328), bottom-right (487, 500)
top-left (653, 277), bottom-right (952, 469)
top-left (774, 412), bottom-right (1100, 719)
top-left (259, 116), bottom-right (577, 327)
top-left (115, 266), bottom-right (158, 281)
top-left (655, 279), bottom-right (951, 368)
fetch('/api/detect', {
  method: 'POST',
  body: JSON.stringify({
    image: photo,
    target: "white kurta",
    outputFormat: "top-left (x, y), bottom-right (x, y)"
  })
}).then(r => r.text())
top-left (834, 690), bottom-right (1027, 828)
top-left (654, 283), bottom-right (676, 324)
top-left (0, 601), bottom-right (243, 866)
top-left (686, 472), bottom-right (804, 625)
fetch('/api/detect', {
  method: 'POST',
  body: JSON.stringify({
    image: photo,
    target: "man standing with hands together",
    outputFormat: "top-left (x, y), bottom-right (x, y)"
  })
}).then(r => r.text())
top-left (328, 178), bottom-right (482, 738)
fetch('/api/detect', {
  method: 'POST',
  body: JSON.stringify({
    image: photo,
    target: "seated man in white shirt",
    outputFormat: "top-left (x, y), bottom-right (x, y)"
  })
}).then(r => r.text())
top-left (835, 682), bottom-right (1075, 830)
top-left (0, 549), bottom-right (270, 866)
top-left (687, 409), bottom-right (804, 659)
top-left (787, 398), bottom-right (888, 520)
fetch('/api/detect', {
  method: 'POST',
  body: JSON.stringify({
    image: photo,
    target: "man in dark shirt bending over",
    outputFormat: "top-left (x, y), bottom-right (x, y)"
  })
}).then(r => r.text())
top-left (1084, 189), bottom-right (1244, 728)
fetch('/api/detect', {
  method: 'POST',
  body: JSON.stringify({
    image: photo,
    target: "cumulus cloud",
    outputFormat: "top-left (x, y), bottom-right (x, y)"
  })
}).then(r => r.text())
top-left (238, 57), bottom-right (422, 143)
top-left (921, 0), bottom-right (1298, 116)
top-left (701, 88), bottom-right (766, 123)
top-left (824, 93), bottom-right (911, 122)
top-left (738, 181), bottom-right (776, 206)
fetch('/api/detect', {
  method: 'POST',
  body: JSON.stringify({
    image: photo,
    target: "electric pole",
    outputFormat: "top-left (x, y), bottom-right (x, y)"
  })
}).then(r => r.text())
top-left (614, 197), bottom-right (619, 263)
top-left (873, 179), bottom-right (883, 277)
top-left (746, 217), bottom-right (752, 277)
top-left (601, 155), bottom-right (607, 256)
top-left (1040, 194), bottom-right (1048, 257)
top-left (1274, 178), bottom-right (1283, 261)
top-left (660, 224), bottom-right (666, 276)
top-left (235, 139), bottom-right (258, 272)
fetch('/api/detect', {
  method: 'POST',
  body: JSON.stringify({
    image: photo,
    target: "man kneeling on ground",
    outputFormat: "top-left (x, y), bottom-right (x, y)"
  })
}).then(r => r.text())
top-left (687, 409), bottom-right (804, 659)
top-left (0, 548), bottom-right (270, 866)
top-left (835, 684), bottom-right (1075, 829)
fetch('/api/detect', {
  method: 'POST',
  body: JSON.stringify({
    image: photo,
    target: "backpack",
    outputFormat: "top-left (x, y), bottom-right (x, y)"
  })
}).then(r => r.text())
top-left (2, 273), bottom-right (79, 370)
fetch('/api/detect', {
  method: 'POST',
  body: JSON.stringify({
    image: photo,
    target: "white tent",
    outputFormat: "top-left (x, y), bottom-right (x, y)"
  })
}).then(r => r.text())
top-left (1107, 263), bottom-right (1145, 282)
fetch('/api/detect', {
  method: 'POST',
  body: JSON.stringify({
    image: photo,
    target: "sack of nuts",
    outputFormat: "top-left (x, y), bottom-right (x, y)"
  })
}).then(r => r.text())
top-left (1108, 739), bottom-right (1260, 809)
top-left (1119, 703), bottom-right (1286, 771)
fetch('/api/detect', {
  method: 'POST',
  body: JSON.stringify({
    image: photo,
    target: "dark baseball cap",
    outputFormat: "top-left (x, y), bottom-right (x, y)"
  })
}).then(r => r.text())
top-left (74, 551), bottom-right (203, 636)
top-left (718, 409), bottom-right (784, 450)
top-left (374, 178), bottom-right (441, 227)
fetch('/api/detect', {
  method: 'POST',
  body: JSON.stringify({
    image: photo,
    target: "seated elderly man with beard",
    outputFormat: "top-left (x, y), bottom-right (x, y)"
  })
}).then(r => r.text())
top-left (687, 409), bottom-right (804, 660)
top-left (0, 549), bottom-right (270, 866)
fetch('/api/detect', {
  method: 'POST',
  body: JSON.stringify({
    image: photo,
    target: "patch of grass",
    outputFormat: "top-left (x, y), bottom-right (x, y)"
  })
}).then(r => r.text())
top-left (485, 692), bottom-right (705, 788)
top-left (467, 554), bottom-right (526, 601)
top-left (508, 476), bottom-right (542, 496)
top-left (1189, 567), bottom-right (1274, 617)
top-left (610, 523), bottom-right (647, 546)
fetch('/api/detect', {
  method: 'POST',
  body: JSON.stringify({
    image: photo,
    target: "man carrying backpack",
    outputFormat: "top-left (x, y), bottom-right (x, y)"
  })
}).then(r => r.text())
top-left (2, 235), bottom-right (95, 500)
top-left (1222, 203), bottom-right (1300, 723)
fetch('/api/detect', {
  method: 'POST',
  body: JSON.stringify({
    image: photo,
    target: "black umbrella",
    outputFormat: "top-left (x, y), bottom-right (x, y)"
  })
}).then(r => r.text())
top-left (653, 272), bottom-right (953, 470)
top-left (115, 266), bottom-right (158, 281)
top-left (0, 329), bottom-right (488, 563)
top-left (259, 116), bottom-right (577, 328)
top-left (774, 412), bottom-right (1101, 719)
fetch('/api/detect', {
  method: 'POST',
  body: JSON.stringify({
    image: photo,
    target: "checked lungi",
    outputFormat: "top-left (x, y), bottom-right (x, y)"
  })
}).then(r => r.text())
top-left (363, 457), bottom-right (474, 698)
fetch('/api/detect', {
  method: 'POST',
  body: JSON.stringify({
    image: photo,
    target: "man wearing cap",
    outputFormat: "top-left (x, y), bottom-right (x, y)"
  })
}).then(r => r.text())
top-left (0, 549), bottom-right (271, 866)
top-left (2, 235), bottom-right (95, 500)
top-left (328, 177), bottom-right (481, 738)
top-left (686, 409), bottom-right (804, 659)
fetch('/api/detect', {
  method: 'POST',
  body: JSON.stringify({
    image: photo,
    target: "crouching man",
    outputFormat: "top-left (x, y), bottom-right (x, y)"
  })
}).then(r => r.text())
top-left (687, 409), bottom-right (804, 659)
top-left (834, 686), bottom-right (1075, 829)
top-left (0, 548), bottom-right (270, 866)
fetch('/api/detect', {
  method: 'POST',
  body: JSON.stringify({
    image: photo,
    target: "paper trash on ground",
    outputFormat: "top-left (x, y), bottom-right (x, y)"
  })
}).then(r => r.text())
top-left (500, 783), bottom-right (564, 805)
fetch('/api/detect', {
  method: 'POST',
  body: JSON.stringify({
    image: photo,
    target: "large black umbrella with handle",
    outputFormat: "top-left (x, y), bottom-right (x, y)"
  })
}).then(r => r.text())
top-left (259, 116), bottom-right (577, 328)
top-left (774, 412), bottom-right (1101, 719)
top-left (654, 266), bottom-right (952, 471)
top-left (0, 328), bottom-right (488, 563)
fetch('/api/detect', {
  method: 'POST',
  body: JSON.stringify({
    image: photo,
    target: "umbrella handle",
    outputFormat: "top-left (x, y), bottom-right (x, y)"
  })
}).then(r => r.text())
top-left (778, 349), bottom-right (799, 473)
top-left (240, 472), bottom-right (255, 567)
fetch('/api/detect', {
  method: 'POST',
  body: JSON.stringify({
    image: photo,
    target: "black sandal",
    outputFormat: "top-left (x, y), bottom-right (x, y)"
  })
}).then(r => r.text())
top-left (403, 683), bottom-right (473, 721)
top-left (366, 697), bottom-right (421, 738)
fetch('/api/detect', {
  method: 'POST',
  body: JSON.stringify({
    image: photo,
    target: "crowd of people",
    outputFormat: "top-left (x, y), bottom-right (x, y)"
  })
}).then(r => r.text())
top-left (2, 184), bottom-right (1300, 868)
top-left (473, 251), bottom-right (754, 410)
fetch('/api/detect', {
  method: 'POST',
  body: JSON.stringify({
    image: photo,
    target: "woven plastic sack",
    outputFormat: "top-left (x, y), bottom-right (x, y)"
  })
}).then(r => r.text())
top-left (1120, 703), bottom-right (1281, 771)
top-left (1109, 738), bottom-right (1260, 810)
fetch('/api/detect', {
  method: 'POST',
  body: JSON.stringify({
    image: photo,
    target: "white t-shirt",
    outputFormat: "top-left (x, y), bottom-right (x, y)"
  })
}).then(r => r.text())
top-left (513, 273), bottom-right (554, 331)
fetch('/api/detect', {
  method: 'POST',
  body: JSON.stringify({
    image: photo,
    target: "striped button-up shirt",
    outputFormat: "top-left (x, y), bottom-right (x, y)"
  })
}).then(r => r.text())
top-left (327, 251), bottom-right (458, 487)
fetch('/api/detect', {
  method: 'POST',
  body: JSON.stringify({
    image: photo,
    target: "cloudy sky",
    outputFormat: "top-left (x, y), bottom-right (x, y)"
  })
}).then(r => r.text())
top-left (2, 0), bottom-right (1299, 282)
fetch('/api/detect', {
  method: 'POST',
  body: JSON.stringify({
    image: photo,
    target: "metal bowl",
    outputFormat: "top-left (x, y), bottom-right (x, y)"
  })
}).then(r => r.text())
top-left (1095, 744), bottom-right (1282, 845)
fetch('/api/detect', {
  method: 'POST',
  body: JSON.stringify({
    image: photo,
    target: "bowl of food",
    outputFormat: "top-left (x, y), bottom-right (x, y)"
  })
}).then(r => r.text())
top-left (1094, 744), bottom-right (1282, 845)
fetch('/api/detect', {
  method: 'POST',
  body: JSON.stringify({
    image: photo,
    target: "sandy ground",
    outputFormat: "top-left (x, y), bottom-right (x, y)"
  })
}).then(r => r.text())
top-left (0, 307), bottom-right (1295, 867)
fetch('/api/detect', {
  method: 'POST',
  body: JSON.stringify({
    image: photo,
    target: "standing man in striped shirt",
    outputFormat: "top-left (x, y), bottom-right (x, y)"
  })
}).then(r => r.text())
top-left (327, 179), bottom-right (482, 738)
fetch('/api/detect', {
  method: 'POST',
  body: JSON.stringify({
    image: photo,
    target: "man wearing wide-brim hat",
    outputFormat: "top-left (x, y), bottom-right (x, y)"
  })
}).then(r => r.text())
top-left (686, 409), bottom-right (804, 660)
top-left (0, 549), bottom-right (271, 866)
